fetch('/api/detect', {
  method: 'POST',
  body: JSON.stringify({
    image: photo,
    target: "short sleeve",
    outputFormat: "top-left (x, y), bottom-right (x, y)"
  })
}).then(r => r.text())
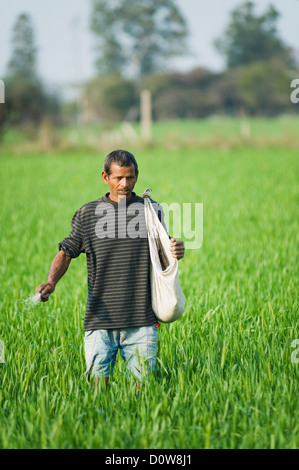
top-left (58, 209), bottom-right (85, 258)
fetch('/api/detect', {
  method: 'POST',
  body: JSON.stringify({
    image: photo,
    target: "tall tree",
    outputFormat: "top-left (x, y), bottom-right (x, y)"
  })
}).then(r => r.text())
top-left (7, 13), bottom-right (38, 79)
top-left (214, 1), bottom-right (294, 68)
top-left (90, 0), bottom-right (188, 78)
top-left (3, 13), bottom-right (61, 129)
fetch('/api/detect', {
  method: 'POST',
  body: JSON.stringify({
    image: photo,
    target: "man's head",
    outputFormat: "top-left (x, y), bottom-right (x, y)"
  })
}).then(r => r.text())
top-left (102, 150), bottom-right (139, 202)
top-left (104, 150), bottom-right (139, 177)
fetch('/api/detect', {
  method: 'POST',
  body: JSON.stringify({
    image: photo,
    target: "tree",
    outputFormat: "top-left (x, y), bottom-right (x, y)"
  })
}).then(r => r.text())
top-left (90, 0), bottom-right (188, 78)
top-left (214, 1), bottom-right (294, 68)
top-left (1, 13), bottom-right (61, 135)
top-left (7, 13), bottom-right (37, 80)
top-left (142, 68), bottom-right (223, 119)
top-left (81, 75), bottom-right (138, 122)
top-left (236, 61), bottom-right (292, 116)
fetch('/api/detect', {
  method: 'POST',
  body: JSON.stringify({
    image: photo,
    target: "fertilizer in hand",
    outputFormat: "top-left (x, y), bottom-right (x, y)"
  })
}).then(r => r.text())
top-left (22, 293), bottom-right (41, 310)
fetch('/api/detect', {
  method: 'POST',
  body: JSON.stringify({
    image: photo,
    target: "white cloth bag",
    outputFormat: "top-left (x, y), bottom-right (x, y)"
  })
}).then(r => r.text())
top-left (142, 188), bottom-right (185, 323)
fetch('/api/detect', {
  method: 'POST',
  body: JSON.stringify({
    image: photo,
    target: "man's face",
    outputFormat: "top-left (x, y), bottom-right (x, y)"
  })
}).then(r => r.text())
top-left (102, 163), bottom-right (138, 202)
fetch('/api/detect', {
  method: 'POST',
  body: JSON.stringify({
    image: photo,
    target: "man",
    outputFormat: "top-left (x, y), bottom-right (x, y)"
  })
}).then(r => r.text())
top-left (36, 150), bottom-right (185, 388)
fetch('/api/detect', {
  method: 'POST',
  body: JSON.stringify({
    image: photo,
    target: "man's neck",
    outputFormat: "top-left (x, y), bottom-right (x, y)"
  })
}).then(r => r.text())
top-left (107, 192), bottom-right (135, 203)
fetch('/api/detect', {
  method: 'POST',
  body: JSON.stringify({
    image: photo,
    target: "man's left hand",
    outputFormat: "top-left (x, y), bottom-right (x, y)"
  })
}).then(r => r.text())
top-left (170, 238), bottom-right (185, 260)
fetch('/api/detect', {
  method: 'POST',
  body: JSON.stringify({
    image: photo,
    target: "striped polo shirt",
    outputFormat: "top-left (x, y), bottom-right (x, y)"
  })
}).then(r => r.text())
top-left (59, 192), bottom-right (166, 331)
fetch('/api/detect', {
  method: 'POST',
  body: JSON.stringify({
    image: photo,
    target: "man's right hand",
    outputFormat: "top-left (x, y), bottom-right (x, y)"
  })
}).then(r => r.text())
top-left (35, 250), bottom-right (71, 303)
top-left (35, 281), bottom-right (55, 302)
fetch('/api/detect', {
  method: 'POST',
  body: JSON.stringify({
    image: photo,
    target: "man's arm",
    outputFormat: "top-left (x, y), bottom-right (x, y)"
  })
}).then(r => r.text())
top-left (36, 250), bottom-right (71, 302)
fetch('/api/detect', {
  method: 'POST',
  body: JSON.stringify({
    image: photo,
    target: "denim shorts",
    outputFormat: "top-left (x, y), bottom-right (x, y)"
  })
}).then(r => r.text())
top-left (84, 323), bottom-right (159, 380)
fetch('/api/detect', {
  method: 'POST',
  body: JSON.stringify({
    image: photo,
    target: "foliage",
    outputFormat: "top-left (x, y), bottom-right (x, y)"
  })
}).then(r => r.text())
top-left (1, 4), bottom-right (298, 133)
top-left (90, 0), bottom-right (188, 78)
top-left (140, 63), bottom-right (298, 119)
top-left (7, 13), bottom-right (37, 80)
top-left (214, 1), bottom-right (294, 68)
top-left (142, 68), bottom-right (223, 119)
top-left (236, 61), bottom-right (293, 116)
top-left (0, 13), bottom-right (61, 138)
top-left (81, 76), bottom-right (139, 122)
top-left (4, 77), bottom-right (60, 127)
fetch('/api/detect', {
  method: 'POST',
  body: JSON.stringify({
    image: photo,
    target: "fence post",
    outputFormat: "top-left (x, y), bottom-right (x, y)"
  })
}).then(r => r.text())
top-left (140, 89), bottom-right (152, 141)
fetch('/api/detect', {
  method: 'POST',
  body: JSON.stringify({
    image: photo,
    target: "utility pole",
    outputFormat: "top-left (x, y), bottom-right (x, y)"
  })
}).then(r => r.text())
top-left (140, 89), bottom-right (152, 141)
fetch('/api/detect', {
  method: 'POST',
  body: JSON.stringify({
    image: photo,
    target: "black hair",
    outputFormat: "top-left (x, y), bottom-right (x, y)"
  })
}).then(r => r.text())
top-left (104, 150), bottom-right (139, 176)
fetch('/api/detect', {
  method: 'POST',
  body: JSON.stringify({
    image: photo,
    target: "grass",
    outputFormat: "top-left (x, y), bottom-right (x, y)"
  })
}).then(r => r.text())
top-left (2, 115), bottom-right (299, 154)
top-left (0, 133), bottom-right (298, 448)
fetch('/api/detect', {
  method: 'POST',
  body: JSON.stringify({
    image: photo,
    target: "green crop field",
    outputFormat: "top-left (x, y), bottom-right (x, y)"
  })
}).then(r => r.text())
top-left (0, 134), bottom-right (298, 448)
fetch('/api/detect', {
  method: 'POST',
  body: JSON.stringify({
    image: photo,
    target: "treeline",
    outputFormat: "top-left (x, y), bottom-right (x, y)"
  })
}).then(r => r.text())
top-left (2, 58), bottom-right (297, 134)
top-left (0, 1), bottom-right (298, 139)
top-left (0, 13), bottom-right (61, 139)
top-left (80, 59), bottom-right (297, 124)
top-left (80, 0), bottom-right (298, 122)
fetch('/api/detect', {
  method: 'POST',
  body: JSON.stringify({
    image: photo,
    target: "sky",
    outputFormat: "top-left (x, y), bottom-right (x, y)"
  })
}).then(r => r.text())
top-left (0, 0), bottom-right (298, 93)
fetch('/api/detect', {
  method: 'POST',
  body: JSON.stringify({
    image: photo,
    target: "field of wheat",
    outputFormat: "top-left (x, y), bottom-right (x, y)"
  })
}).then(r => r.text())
top-left (0, 125), bottom-right (298, 448)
